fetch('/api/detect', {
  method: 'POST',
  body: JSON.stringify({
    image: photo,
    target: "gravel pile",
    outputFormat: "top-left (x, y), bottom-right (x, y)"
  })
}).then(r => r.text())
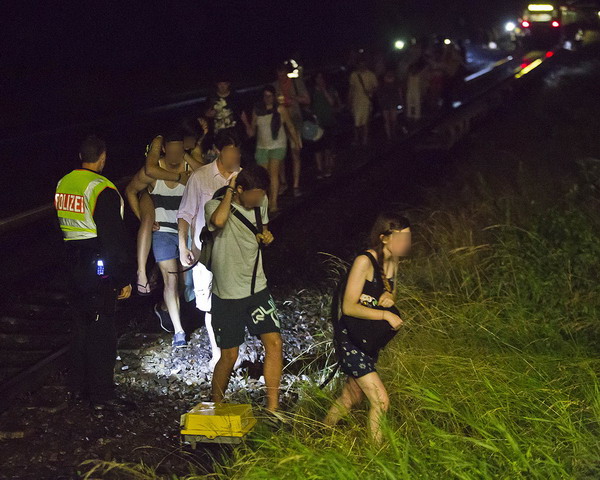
top-left (115, 289), bottom-right (337, 407)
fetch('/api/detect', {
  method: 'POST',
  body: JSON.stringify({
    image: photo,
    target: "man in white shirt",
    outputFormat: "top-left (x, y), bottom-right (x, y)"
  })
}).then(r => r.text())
top-left (177, 131), bottom-right (241, 367)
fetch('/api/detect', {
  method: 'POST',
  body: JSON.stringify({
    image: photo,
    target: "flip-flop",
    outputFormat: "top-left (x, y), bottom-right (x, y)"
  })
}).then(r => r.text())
top-left (137, 282), bottom-right (152, 296)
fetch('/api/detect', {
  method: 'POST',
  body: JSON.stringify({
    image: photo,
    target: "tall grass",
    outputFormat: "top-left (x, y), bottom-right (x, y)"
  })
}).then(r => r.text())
top-left (196, 157), bottom-right (600, 479)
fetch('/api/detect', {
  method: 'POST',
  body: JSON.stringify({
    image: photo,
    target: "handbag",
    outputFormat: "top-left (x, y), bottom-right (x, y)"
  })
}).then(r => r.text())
top-left (291, 78), bottom-right (324, 142)
top-left (301, 113), bottom-right (324, 142)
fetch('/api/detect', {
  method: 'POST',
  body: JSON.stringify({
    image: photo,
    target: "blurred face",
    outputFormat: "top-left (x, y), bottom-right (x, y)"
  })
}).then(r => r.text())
top-left (263, 90), bottom-right (275, 106)
top-left (163, 141), bottom-right (185, 165)
top-left (183, 135), bottom-right (197, 150)
top-left (382, 227), bottom-right (412, 257)
top-left (218, 144), bottom-right (241, 171)
top-left (216, 81), bottom-right (231, 95)
top-left (237, 188), bottom-right (266, 209)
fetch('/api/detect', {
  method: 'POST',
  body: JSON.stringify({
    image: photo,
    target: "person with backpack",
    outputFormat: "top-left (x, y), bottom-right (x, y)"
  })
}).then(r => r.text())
top-left (323, 212), bottom-right (411, 444)
top-left (204, 165), bottom-right (284, 417)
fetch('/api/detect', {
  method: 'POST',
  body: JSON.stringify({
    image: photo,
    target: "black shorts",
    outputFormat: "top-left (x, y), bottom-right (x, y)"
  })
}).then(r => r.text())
top-left (211, 288), bottom-right (281, 349)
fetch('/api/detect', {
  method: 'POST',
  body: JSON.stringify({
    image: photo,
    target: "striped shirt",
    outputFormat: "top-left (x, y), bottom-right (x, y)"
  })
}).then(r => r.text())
top-left (150, 179), bottom-right (185, 234)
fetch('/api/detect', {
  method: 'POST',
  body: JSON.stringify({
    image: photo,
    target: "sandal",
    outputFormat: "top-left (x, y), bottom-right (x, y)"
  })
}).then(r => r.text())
top-left (137, 282), bottom-right (152, 296)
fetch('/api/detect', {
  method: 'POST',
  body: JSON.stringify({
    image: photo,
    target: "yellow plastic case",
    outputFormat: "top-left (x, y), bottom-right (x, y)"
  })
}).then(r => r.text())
top-left (180, 402), bottom-right (256, 447)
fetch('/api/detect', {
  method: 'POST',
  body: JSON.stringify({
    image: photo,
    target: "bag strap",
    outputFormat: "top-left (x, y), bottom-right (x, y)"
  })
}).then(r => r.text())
top-left (230, 204), bottom-right (263, 295)
top-left (362, 251), bottom-right (393, 294)
top-left (357, 73), bottom-right (373, 102)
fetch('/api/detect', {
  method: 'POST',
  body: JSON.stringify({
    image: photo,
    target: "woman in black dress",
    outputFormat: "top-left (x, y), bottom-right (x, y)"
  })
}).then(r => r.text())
top-left (324, 212), bottom-right (411, 444)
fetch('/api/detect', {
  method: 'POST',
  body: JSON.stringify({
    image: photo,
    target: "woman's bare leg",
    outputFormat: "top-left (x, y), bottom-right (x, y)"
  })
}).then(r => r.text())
top-left (137, 191), bottom-right (154, 294)
top-left (355, 372), bottom-right (390, 444)
top-left (278, 159), bottom-right (287, 195)
top-left (157, 258), bottom-right (183, 334)
top-left (267, 158), bottom-right (281, 212)
top-left (291, 147), bottom-right (301, 189)
top-left (323, 376), bottom-right (364, 426)
top-left (315, 151), bottom-right (324, 176)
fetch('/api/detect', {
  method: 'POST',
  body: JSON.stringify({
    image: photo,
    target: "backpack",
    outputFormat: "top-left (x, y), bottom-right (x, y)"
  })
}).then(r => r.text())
top-left (319, 266), bottom-right (349, 389)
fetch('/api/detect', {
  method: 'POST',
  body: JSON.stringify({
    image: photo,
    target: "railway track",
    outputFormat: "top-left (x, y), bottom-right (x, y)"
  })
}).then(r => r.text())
top-left (0, 48), bottom-right (554, 414)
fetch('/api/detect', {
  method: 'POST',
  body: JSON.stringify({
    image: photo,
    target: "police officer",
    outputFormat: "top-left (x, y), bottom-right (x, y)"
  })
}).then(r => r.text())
top-left (55, 134), bottom-right (135, 411)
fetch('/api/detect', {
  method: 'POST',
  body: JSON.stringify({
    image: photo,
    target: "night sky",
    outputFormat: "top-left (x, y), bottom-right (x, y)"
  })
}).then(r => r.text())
top-left (0, 1), bottom-right (521, 135)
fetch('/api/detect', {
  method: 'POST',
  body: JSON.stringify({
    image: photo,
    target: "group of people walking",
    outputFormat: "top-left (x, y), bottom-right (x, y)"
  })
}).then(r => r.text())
top-left (54, 57), bottom-right (420, 441)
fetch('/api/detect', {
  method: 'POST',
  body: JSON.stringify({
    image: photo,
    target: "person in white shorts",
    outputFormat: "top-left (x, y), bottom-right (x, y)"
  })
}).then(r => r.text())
top-left (177, 131), bottom-right (241, 368)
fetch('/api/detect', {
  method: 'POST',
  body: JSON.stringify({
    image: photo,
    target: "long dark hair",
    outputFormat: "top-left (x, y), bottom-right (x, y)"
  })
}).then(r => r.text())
top-left (368, 211), bottom-right (411, 268)
top-left (254, 84), bottom-right (282, 140)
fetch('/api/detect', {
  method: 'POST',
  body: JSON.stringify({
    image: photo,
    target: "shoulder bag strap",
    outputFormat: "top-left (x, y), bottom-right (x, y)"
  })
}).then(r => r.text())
top-left (357, 73), bottom-right (373, 102)
top-left (230, 204), bottom-right (263, 295)
top-left (362, 251), bottom-right (392, 294)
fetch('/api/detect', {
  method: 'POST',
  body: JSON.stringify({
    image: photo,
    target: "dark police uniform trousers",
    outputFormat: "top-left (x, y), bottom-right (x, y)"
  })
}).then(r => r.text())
top-left (67, 244), bottom-right (119, 403)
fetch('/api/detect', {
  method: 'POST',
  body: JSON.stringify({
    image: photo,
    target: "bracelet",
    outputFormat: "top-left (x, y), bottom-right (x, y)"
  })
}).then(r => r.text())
top-left (227, 186), bottom-right (235, 193)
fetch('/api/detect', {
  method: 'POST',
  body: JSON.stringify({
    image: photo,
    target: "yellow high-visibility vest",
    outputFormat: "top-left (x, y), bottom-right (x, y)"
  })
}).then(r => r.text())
top-left (55, 169), bottom-right (124, 241)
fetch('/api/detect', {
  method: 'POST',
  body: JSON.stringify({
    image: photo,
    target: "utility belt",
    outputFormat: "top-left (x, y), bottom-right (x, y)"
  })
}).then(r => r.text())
top-left (66, 243), bottom-right (119, 317)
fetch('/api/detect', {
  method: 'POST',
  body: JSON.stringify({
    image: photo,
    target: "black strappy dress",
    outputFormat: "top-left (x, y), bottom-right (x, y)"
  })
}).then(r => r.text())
top-left (334, 251), bottom-right (399, 379)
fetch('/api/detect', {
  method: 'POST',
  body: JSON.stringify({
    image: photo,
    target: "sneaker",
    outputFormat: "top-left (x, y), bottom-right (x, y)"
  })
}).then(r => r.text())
top-left (173, 331), bottom-right (187, 348)
top-left (292, 187), bottom-right (303, 198)
top-left (154, 304), bottom-right (174, 333)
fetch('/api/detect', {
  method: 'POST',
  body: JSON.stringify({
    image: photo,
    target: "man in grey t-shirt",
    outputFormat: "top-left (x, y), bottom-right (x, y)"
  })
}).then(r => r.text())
top-left (204, 165), bottom-right (283, 415)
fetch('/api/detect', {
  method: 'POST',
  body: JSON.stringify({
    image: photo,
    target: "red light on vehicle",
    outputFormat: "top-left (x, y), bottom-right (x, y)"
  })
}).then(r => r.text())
top-left (551, 20), bottom-right (559, 27)
top-left (545, 51), bottom-right (554, 57)
top-left (522, 20), bottom-right (531, 27)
